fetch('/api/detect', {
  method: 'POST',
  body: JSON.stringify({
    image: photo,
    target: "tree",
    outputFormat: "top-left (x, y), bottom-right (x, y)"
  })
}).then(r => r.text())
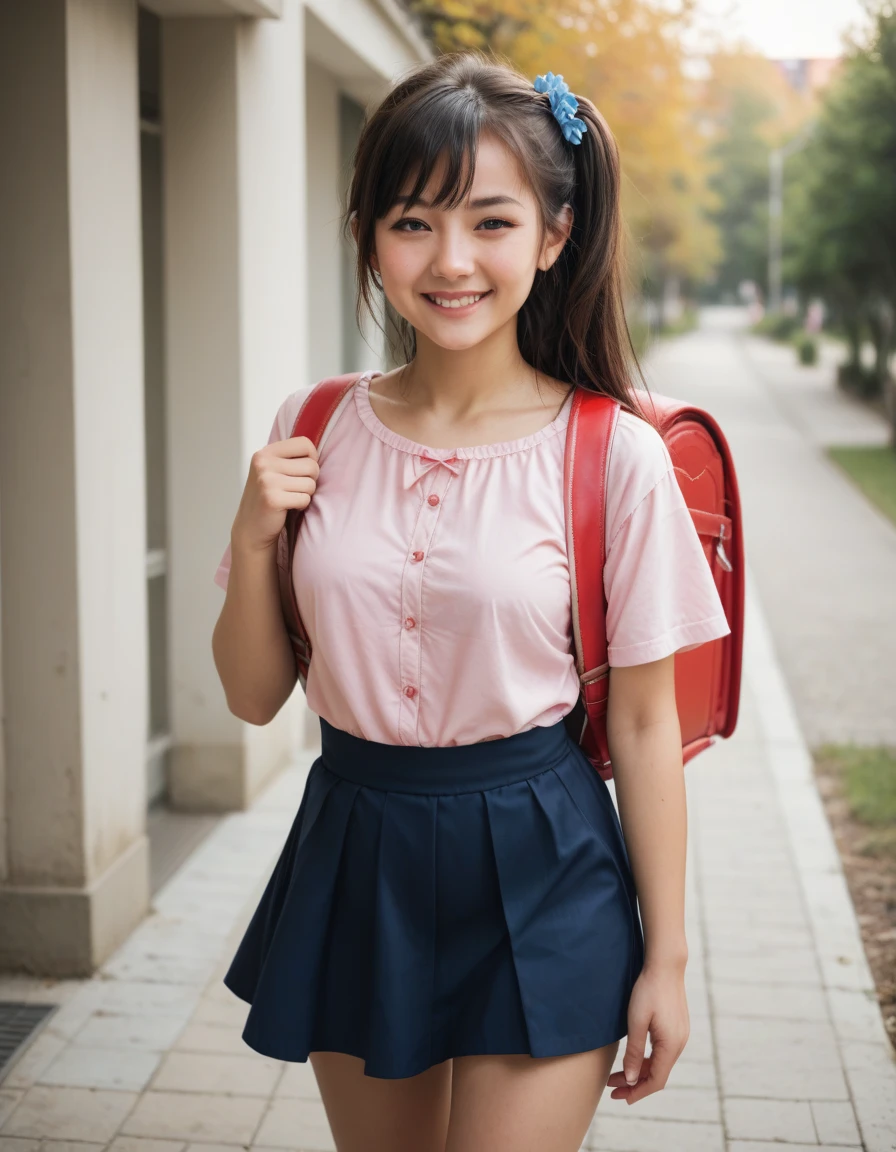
top-left (697, 49), bottom-right (813, 302)
top-left (405, 0), bottom-right (720, 318)
top-left (787, 5), bottom-right (896, 435)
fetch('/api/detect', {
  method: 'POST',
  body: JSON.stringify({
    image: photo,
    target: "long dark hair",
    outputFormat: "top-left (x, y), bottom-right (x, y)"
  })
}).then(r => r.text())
top-left (343, 49), bottom-right (645, 413)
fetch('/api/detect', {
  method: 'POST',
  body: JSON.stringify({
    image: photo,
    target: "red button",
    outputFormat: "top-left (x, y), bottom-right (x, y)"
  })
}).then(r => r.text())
top-left (404, 617), bottom-right (416, 630)
top-left (404, 685), bottom-right (417, 698)
top-left (427, 494), bottom-right (440, 506)
top-left (412, 551), bottom-right (424, 562)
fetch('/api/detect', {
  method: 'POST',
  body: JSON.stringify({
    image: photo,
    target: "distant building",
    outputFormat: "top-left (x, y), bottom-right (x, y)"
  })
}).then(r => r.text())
top-left (0, 0), bottom-right (431, 977)
top-left (772, 56), bottom-right (842, 96)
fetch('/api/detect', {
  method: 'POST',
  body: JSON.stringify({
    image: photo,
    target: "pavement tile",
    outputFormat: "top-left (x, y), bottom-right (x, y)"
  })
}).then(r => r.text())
top-left (172, 1024), bottom-right (253, 1057)
top-left (0, 1100), bottom-right (21, 1131)
top-left (121, 1092), bottom-right (266, 1144)
top-left (585, 1115), bottom-right (724, 1151)
top-left (663, 1059), bottom-right (717, 1090)
top-left (0, 1141), bottom-right (39, 1152)
top-left (715, 1013), bottom-right (841, 1054)
top-left (728, 1145), bottom-right (861, 1152)
top-left (597, 1087), bottom-right (720, 1123)
top-left (810, 1100), bottom-right (863, 1146)
top-left (151, 1052), bottom-right (281, 1097)
top-left (100, 954), bottom-right (217, 989)
top-left (1, 1034), bottom-right (68, 1089)
top-left (1, 1086), bottom-right (138, 1141)
top-left (37, 1046), bottom-right (161, 1092)
top-left (709, 980), bottom-right (828, 1021)
top-left (705, 924), bottom-right (814, 953)
top-left (91, 984), bottom-right (200, 1020)
top-left (184, 1146), bottom-right (261, 1152)
top-left (723, 1096), bottom-right (816, 1142)
top-left (839, 1040), bottom-right (896, 1152)
top-left (37, 1143), bottom-right (106, 1152)
top-left (108, 1139), bottom-right (186, 1152)
top-left (274, 1063), bottom-right (321, 1099)
top-left (719, 1054), bottom-right (849, 1101)
top-left (253, 1099), bottom-right (335, 1150)
top-left (189, 1000), bottom-right (248, 1030)
top-left (707, 950), bottom-right (821, 985)
top-left (71, 1014), bottom-right (188, 1052)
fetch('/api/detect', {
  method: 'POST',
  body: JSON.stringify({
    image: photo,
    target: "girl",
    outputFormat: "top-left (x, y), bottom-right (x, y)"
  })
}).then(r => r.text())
top-left (212, 50), bottom-right (730, 1152)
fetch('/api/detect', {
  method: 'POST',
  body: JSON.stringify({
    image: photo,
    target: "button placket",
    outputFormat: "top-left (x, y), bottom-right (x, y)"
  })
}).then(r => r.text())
top-left (397, 456), bottom-right (462, 742)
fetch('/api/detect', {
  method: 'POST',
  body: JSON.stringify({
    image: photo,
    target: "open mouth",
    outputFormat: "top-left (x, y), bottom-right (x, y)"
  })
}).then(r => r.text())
top-left (422, 291), bottom-right (492, 313)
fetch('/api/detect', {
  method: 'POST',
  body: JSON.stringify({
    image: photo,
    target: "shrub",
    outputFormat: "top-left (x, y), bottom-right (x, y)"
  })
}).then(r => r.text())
top-left (753, 312), bottom-right (801, 341)
top-left (796, 334), bottom-right (818, 365)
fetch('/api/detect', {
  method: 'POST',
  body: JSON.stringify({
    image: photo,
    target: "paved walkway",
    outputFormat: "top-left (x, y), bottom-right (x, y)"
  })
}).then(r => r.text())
top-left (1, 309), bottom-right (895, 1151)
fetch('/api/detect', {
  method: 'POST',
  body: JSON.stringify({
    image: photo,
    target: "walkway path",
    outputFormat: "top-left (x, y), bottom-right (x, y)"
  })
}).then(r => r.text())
top-left (1, 309), bottom-right (894, 1151)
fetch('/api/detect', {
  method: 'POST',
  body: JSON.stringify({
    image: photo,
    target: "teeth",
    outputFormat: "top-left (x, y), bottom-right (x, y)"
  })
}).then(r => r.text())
top-left (429, 293), bottom-right (485, 309)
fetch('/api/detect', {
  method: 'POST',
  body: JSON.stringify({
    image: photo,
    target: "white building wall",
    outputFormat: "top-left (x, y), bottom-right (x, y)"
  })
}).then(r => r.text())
top-left (0, 0), bottom-right (429, 975)
top-left (0, 0), bottom-right (149, 974)
top-left (306, 59), bottom-right (345, 388)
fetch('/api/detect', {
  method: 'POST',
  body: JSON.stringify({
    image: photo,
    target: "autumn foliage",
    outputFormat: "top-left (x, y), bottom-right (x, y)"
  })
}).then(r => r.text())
top-left (405, 0), bottom-right (720, 303)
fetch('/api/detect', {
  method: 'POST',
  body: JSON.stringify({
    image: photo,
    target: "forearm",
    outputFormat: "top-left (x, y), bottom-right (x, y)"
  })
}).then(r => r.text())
top-left (607, 713), bottom-right (688, 969)
top-left (212, 539), bottom-right (298, 725)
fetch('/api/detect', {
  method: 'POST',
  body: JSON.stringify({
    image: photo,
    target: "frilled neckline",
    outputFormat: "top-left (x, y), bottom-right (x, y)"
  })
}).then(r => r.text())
top-left (354, 369), bottom-right (574, 460)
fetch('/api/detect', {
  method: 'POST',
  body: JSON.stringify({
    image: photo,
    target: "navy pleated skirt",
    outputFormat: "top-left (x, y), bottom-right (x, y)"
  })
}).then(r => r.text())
top-left (223, 716), bottom-right (645, 1080)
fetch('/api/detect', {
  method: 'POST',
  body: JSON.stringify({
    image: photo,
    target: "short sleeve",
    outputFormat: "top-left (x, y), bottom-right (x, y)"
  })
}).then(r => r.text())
top-left (603, 410), bottom-right (731, 667)
top-left (214, 386), bottom-right (315, 592)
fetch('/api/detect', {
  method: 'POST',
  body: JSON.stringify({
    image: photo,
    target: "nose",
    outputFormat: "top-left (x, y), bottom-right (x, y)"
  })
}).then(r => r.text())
top-left (430, 225), bottom-right (476, 282)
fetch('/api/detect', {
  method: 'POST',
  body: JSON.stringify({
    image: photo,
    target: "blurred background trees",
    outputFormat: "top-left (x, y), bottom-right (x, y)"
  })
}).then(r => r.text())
top-left (401, 0), bottom-right (896, 439)
top-left (406, 0), bottom-right (719, 329)
top-left (787, 7), bottom-right (896, 409)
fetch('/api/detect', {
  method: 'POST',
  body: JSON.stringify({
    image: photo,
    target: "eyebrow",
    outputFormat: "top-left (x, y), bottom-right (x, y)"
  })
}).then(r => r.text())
top-left (393, 194), bottom-right (523, 210)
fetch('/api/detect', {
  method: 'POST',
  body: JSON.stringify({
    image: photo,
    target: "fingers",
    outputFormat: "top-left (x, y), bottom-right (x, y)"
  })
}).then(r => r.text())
top-left (607, 1040), bottom-right (680, 1105)
top-left (269, 435), bottom-right (319, 461)
top-left (621, 1017), bottom-right (648, 1088)
top-left (275, 456), bottom-right (321, 479)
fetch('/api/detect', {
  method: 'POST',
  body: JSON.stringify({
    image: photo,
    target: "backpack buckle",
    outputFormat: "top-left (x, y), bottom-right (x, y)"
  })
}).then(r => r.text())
top-left (716, 522), bottom-right (733, 572)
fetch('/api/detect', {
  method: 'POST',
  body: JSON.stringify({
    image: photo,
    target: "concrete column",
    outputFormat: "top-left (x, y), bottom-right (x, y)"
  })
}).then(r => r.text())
top-left (0, 0), bottom-right (149, 975)
top-left (306, 59), bottom-right (344, 386)
top-left (163, 1), bottom-right (308, 812)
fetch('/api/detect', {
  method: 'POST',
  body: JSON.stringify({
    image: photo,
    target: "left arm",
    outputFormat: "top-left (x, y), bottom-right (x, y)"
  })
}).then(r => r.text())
top-left (604, 653), bottom-right (691, 1103)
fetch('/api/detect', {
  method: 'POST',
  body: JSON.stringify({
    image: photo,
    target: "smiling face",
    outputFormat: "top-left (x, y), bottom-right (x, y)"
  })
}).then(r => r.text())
top-left (367, 132), bottom-right (572, 353)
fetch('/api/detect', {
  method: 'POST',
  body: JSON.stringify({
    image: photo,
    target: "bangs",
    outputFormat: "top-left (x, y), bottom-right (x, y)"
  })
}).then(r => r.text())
top-left (373, 89), bottom-right (487, 217)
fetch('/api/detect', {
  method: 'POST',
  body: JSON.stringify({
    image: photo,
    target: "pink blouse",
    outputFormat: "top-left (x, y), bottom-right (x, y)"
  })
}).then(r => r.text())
top-left (215, 370), bottom-right (730, 747)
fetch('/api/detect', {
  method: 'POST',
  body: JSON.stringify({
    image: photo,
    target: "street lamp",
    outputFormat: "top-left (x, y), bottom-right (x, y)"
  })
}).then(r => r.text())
top-left (767, 125), bottom-right (813, 314)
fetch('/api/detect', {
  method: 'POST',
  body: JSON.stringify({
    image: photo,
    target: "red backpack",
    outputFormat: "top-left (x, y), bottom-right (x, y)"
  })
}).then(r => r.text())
top-left (279, 373), bottom-right (744, 780)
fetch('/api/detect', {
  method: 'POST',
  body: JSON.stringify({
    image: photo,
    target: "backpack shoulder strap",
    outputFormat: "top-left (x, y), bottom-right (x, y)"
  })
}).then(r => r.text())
top-left (564, 387), bottom-right (620, 768)
top-left (281, 373), bottom-right (365, 687)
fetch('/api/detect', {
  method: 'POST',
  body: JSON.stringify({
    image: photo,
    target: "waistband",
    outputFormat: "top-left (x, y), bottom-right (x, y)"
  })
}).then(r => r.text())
top-left (318, 717), bottom-right (573, 795)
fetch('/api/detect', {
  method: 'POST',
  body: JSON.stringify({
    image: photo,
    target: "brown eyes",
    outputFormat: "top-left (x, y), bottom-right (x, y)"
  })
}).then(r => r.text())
top-left (391, 218), bottom-right (515, 233)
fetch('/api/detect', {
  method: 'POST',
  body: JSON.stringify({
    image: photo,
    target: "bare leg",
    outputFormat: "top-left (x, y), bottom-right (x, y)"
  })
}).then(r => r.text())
top-left (310, 1050), bottom-right (453, 1152)
top-left (444, 1041), bottom-right (619, 1152)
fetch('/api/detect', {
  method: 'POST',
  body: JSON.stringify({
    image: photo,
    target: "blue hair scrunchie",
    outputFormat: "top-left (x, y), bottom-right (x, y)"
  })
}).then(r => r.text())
top-left (533, 71), bottom-right (588, 145)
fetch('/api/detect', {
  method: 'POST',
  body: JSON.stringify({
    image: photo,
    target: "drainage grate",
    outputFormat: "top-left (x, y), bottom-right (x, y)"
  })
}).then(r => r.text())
top-left (0, 1002), bottom-right (56, 1082)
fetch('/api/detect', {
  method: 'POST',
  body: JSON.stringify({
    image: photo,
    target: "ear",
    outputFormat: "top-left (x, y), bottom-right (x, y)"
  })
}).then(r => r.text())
top-left (538, 204), bottom-right (573, 272)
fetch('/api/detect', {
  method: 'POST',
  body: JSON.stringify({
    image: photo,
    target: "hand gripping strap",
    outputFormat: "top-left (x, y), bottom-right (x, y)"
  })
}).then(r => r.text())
top-left (563, 389), bottom-right (620, 779)
top-left (280, 374), bottom-right (362, 688)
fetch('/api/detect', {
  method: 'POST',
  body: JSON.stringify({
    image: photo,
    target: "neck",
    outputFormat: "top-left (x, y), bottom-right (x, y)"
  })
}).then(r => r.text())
top-left (402, 319), bottom-right (547, 418)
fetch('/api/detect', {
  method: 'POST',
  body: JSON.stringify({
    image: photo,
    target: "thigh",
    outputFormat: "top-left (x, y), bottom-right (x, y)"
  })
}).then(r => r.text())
top-left (310, 1050), bottom-right (453, 1152)
top-left (445, 1041), bottom-right (619, 1152)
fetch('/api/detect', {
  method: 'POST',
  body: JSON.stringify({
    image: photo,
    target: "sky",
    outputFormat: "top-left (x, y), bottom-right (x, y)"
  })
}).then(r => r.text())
top-left (692, 0), bottom-right (873, 59)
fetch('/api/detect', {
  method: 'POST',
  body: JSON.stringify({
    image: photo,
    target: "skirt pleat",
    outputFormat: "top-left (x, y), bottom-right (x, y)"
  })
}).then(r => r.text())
top-left (224, 718), bottom-right (644, 1080)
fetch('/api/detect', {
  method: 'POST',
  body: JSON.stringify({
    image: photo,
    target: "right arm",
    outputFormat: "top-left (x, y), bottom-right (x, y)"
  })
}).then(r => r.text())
top-left (211, 540), bottom-right (297, 726)
top-left (211, 434), bottom-right (320, 725)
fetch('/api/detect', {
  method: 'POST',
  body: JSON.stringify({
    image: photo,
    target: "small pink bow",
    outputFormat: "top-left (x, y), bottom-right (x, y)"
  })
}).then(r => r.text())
top-left (403, 452), bottom-right (464, 490)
